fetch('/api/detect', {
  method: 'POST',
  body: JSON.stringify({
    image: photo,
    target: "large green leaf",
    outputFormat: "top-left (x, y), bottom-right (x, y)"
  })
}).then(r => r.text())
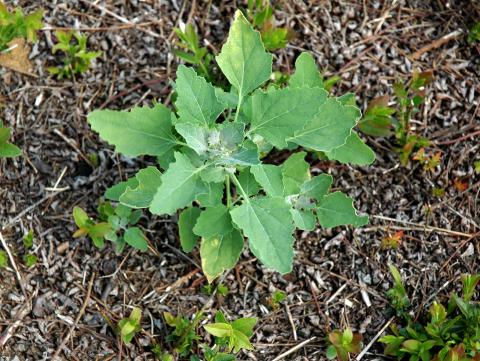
top-left (281, 152), bottom-right (310, 195)
top-left (193, 205), bottom-right (233, 240)
top-left (216, 10), bottom-right (272, 99)
top-left (289, 52), bottom-right (324, 89)
top-left (300, 174), bottom-right (332, 201)
top-left (289, 98), bottom-right (360, 152)
top-left (325, 131), bottom-right (375, 165)
top-left (88, 104), bottom-right (177, 157)
top-left (317, 192), bottom-right (368, 228)
top-left (120, 166), bottom-right (162, 208)
top-left (175, 65), bottom-right (225, 127)
top-left (230, 197), bottom-right (294, 274)
top-left (178, 206), bottom-right (201, 252)
top-left (246, 87), bottom-right (328, 149)
top-left (250, 164), bottom-right (283, 197)
top-left (150, 152), bottom-right (207, 215)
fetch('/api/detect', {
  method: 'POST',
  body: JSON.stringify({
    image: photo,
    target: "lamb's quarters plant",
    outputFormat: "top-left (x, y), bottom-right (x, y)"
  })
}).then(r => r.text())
top-left (87, 11), bottom-right (373, 281)
top-left (380, 270), bottom-right (480, 361)
top-left (0, 3), bottom-right (43, 51)
top-left (48, 30), bottom-right (101, 79)
top-left (326, 328), bottom-right (363, 361)
top-left (0, 121), bottom-right (21, 158)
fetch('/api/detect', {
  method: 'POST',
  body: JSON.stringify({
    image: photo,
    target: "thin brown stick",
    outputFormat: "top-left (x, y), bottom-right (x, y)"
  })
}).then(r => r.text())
top-left (435, 129), bottom-right (480, 145)
top-left (411, 29), bottom-right (463, 60)
top-left (0, 231), bottom-right (26, 297)
top-left (271, 337), bottom-right (317, 361)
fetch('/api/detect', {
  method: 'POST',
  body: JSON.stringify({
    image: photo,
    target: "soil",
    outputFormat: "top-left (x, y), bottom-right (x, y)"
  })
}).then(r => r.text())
top-left (0, 0), bottom-right (479, 360)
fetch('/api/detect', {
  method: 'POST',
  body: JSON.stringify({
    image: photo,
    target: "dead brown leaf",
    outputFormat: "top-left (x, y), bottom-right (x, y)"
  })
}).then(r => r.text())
top-left (0, 38), bottom-right (35, 76)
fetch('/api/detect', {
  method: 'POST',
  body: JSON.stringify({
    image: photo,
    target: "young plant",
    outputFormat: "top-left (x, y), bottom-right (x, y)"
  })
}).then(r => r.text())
top-left (22, 230), bottom-right (37, 267)
top-left (0, 3), bottom-right (43, 51)
top-left (48, 30), bottom-right (101, 79)
top-left (87, 11), bottom-right (373, 282)
top-left (379, 273), bottom-right (480, 361)
top-left (0, 121), bottom-right (21, 158)
top-left (118, 307), bottom-right (142, 344)
top-left (468, 22), bottom-right (480, 43)
top-left (268, 290), bottom-right (286, 310)
top-left (73, 202), bottom-right (148, 253)
top-left (0, 250), bottom-right (8, 268)
top-left (359, 71), bottom-right (435, 166)
top-left (326, 328), bottom-right (363, 361)
top-left (386, 264), bottom-right (410, 316)
top-left (164, 311), bottom-right (204, 357)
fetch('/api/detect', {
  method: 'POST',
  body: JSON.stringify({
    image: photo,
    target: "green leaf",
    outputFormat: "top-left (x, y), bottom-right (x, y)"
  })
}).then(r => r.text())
top-left (289, 52), bottom-right (324, 89)
top-left (204, 323), bottom-right (232, 338)
top-left (175, 123), bottom-right (208, 155)
top-left (216, 10), bottom-right (272, 98)
top-left (193, 205), bottom-right (233, 240)
top-left (73, 206), bottom-right (89, 228)
top-left (200, 166), bottom-right (225, 183)
top-left (246, 87), bottom-right (328, 149)
top-left (0, 250), bottom-right (8, 268)
top-left (289, 98), bottom-right (360, 152)
top-left (214, 87), bottom-right (239, 108)
top-left (0, 126), bottom-right (21, 158)
top-left (317, 192), bottom-right (368, 228)
top-left (325, 132), bottom-right (375, 165)
top-left (230, 197), bottom-right (294, 274)
top-left (124, 227), bottom-right (148, 251)
top-left (196, 182), bottom-right (224, 207)
top-left (231, 317), bottom-right (257, 337)
top-left (200, 229), bottom-right (244, 282)
top-left (238, 168), bottom-right (260, 197)
top-left (178, 207), bottom-right (201, 252)
top-left (250, 164), bottom-right (284, 197)
top-left (175, 65), bottom-right (225, 127)
top-left (231, 329), bottom-right (254, 352)
top-left (300, 174), bottom-right (332, 201)
top-left (281, 151), bottom-right (310, 195)
top-left (88, 104), bottom-right (177, 157)
top-left (291, 209), bottom-right (316, 231)
top-left (326, 345), bottom-right (338, 360)
top-left (120, 166), bottom-right (162, 208)
top-left (105, 177), bottom-right (139, 201)
top-left (150, 152), bottom-right (207, 215)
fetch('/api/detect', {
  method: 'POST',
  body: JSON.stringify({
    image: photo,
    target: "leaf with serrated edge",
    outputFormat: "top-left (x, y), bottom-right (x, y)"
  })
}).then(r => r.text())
top-left (105, 177), bottom-right (138, 201)
top-left (289, 98), bottom-right (360, 152)
top-left (88, 104), bottom-right (177, 157)
top-left (175, 123), bottom-right (209, 155)
top-left (216, 10), bottom-right (272, 99)
top-left (175, 65), bottom-right (225, 127)
top-left (150, 152), bottom-right (208, 215)
top-left (281, 152), bottom-right (310, 196)
top-left (250, 164), bottom-right (283, 197)
top-left (178, 206), bottom-right (201, 252)
top-left (289, 52), bottom-right (324, 89)
top-left (120, 166), bottom-right (162, 208)
top-left (246, 87), bottom-right (327, 149)
top-left (193, 205), bottom-right (233, 240)
top-left (291, 209), bottom-right (316, 231)
top-left (317, 191), bottom-right (368, 228)
top-left (325, 131), bottom-right (375, 165)
top-left (300, 174), bottom-right (332, 201)
top-left (230, 197), bottom-right (294, 274)
top-left (200, 229), bottom-right (244, 282)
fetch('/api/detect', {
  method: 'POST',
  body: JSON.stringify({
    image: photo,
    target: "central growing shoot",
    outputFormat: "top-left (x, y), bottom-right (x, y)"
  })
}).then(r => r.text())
top-left (88, 11), bottom-right (374, 281)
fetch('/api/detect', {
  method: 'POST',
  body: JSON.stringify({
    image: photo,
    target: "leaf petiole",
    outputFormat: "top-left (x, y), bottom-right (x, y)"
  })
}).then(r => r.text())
top-left (229, 173), bottom-right (249, 203)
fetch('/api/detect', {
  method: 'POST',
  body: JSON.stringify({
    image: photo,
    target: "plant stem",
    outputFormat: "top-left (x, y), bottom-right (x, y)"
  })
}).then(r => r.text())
top-left (233, 94), bottom-right (243, 123)
top-left (226, 175), bottom-right (232, 208)
top-left (230, 173), bottom-right (248, 202)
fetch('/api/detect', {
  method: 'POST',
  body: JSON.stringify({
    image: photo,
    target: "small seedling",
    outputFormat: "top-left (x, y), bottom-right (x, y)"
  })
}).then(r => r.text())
top-left (431, 187), bottom-right (445, 198)
top-left (202, 283), bottom-right (229, 297)
top-left (386, 264), bottom-right (410, 316)
top-left (412, 148), bottom-right (441, 172)
top-left (23, 253), bottom-right (37, 267)
top-left (468, 22), bottom-right (480, 43)
top-left (0, 3), bottom-right (43, 51)
top-left (118, 307), bottom-right (142, 344)
top-left (88, 11), bottom-right (372, 282)
top-left (0, 250), bottom-right (8, 268)
top-left (48, 30), bottom-right (101, 79)
top-left (23, 230), bottom-right (34, 249)
top-left (164, 311), bottom-right (204, 356)
top-left (151, 344), bottom-right (174, 361)
top-left (381, 231), bottom-right (403, 250)
top-left (358, 96), bottom-right (395, 137)
top-left (380, 272), bottom-right (480, 361)
top-left (0, 121), bottom-right (21, 158)
top-left (73, 203), bottom-right (148, 252)
top-left (268, 290), bottom-right (286, 309)
top-left (326, 328), bottom-right (363, 361)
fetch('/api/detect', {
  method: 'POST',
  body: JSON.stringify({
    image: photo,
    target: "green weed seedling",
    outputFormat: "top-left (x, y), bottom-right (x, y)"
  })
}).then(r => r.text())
top-left (468, 22), bottom-right (480, 43)
top-left (48, 30), bottom-right (101, 79)
top-left (0, 121), bottom-right (21, 158)
top-left (268, 290), bottom-right (286, 310)
top-left (380, 272), bottom-right (480, 361)
top-left (164, 311), bottom-right (204, 357)
top-left (386, 264), bottom-right (410, 316)
top-left (118, 307), bottom-right (142, 344)
top-left (0, 250), bottom-right (8, 268)
top-left (73, 202), bottom-right (147, 253)
top-left (22, 230), bottom-right (37, 267)
top-left (87, 11), bottom-right (373, 282)
top-left (359, 71), bottom-right (436, 166)
top-left (0, 3), bottom-right (43, 51)
top-left (326, 328), bottom-right (363, 361)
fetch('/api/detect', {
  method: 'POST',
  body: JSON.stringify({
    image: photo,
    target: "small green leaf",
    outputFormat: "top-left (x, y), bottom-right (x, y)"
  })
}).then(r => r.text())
top-left (291, 209), bottom-right (316, 231)
top-left (150, 152), bottom-right (207, 215)
top-left (216, 10), bottom-right (272, 98)
top-left (317, 192), bottom-right (368, 228)
top-left (238, 168), bottom-right (260, 197)
top-left (250, 164), bottom-right (284, 197)
top-left (88, 104), bottom-right (177, 157)
top-left (73, 206), bottom-right (89, 228)
top-left (231, 329), bottom-right (254, 352)
top-left (325, 132), bottom-right (375, 165)
top-left (0, 250), bottom-right (8, 268)
top-left (230, 197), bottom-right (294, 274)
top-left (281, 152), bottom-right (310, 195)
top-left (204, 323), bottom-right (232, 338)
top-left (23, 254), bottom-right (37, 267)
top-left (175, 65), bottom-right (225, 127)
top-left (231, 317), bottom-right (257, 337)
top-left (178, 207), bottom-right (201, 253)
top-left (289, 52), bottom-right (324, 89)
top-left (300, 174), bottom-right (332, 201)
top-left (124, 227), bottom-right (148, 251)
top-left (326, 345), bottom-right (337, 360)
top-left (120, 166), bottom-right (162, 208)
